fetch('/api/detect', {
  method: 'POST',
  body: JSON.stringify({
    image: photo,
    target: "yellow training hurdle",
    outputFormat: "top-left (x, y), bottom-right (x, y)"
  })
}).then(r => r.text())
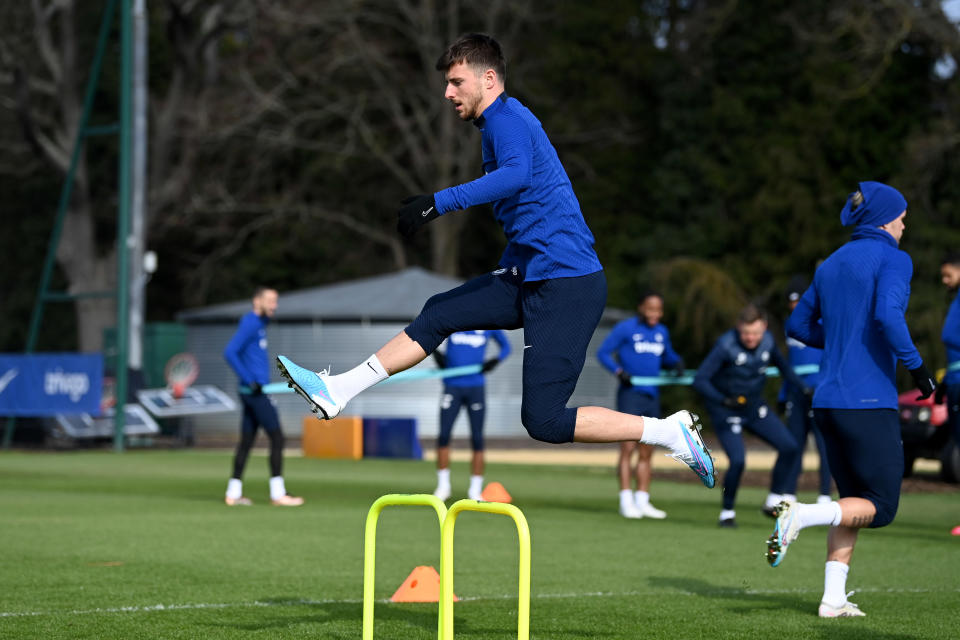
top-left (362, 494), bottom-right (532, 640)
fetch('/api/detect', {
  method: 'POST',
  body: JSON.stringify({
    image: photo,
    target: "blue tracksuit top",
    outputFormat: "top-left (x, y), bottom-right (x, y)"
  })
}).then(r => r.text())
top-left (433, 93), bottom-right (603, 282)
top-left (223, 311), bottom-right (270, 387)
top-left (596, 318), bottom-right (681, 398)
top-left (440, 330), bottom-right (512, 388)
top-left (787, 226), bottom-right (923, 410)
top-left (693, 329), bottom-right (803, 406)
top-left (943, 293), bottom-right (960, 385)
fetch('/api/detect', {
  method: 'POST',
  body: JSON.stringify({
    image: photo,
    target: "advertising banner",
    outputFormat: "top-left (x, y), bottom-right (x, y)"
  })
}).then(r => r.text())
top-left (0, 353), bottom-right (104, 416)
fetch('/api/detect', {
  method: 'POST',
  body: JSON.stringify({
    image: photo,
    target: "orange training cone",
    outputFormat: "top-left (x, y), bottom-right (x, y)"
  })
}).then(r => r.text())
top-left (390, 566), bottom-right (458, 602)
top-left (480, 481), bottom-right (512, 503)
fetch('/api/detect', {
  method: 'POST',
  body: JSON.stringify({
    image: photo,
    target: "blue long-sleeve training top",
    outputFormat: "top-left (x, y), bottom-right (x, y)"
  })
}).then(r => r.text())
top-left (223, 311), bottom-right (270, 387)
top-left (439, 330), bottom-right (512, 387)
top-left (943, 293), bottom-right (960, 385)
top-left (693, 329), bottom-right (803, 407)
top-left (787, 226), bottom-right (923, 409)
top-left (596, 318), bottom-right (681, 398)
top-left (433, 93), bottom-right (603, 282)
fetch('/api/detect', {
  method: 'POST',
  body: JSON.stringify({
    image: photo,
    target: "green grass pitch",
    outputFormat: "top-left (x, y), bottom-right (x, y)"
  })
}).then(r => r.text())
top-left (0, 450), bottom-right (957, 639)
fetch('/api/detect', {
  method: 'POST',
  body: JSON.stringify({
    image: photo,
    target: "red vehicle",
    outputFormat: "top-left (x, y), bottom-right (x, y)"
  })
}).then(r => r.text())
top-left (899, 390), bottom-right (959, 482)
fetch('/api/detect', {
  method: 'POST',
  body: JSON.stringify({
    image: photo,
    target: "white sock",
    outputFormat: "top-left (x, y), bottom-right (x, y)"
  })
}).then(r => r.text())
top-left (797, 501), bottom-right (843, 530)
top-left (327, 354), bottom-right (388, 405)
top-left (226, 478), bottom-right (242, 500)
top-left (639, 417), bottom-right (682, 450)
top-left (634, 490), bottom-right (650, 509)
top-left (764, 492), bottom-right (783, 508)
top-left (436, 468), bottom-right (450, 489)
top-left (619, 489), bottom-right (634, 509)
top-left (719, 509), bottom-right (736, 521)
top-left (269, 476), bottom-right (287, 501)
top-left (469, 475), bottom-right (484, 497)
top-left (822, 560), bottom-right (850, 606)
top-left (817, 494), bottom-right (833, 504)
top-left (782, 493), bottom-right (797, 503)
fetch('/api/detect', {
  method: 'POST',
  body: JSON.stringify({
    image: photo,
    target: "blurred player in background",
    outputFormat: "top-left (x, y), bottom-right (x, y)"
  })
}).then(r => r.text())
top-left (597, 290), bottom-right (684, 519)
top-left (431, 330), bottom-right (511, 500)
top-left (693, 304), bottom-right (808, 527)
top-left (223, 287), bottom-right (303, 507)
top-left (779, 275), bottom-right (832, 505)
top-left (937, 253), bottom-right (960, 536)
top-left (276, 33), bottom-right (715, 490)
top-left (772, 182), bottom-right (935, 617)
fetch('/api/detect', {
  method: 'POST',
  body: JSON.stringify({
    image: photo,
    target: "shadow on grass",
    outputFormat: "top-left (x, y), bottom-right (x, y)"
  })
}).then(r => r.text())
top-left (648, 577), bottom-right (922, 640)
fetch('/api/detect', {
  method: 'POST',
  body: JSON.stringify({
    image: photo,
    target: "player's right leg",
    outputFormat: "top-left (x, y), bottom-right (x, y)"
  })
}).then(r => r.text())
top-left (434, 387), bottom-right (460, 501)
top-left (710, 408), bottom-right (745, 525)
top-left (279, 270), bottom-right (523, 420)
top-left (617, 441), bottom-right (642, 518)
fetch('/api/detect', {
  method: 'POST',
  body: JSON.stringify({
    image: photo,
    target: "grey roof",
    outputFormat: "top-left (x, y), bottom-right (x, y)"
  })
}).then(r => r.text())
top-left (177, 267), bottom-right (465, 323)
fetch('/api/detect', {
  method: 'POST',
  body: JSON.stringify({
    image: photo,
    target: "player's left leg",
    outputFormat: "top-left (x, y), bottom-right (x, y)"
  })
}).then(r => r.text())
top-left (434, 387), bottom-right (463, 501)
top-left (744, 406), bottom-right (802, 516)
top-left (250, 394), bottom-right (303, 507)
top-left (465, 385), bottom-right (486, 500)
top-left (623, 392), bottom-right (666, 518)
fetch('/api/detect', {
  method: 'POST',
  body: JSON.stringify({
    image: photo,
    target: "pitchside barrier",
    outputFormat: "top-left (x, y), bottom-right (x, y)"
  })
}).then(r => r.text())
top-left (363, 494), bottom-right (531, 640)
top-left (247, 363), bottom-right (823, 397)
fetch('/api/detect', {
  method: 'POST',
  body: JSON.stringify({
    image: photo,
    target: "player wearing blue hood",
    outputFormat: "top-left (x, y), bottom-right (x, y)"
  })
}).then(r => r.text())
top-left (768, 182), bottom-right (936, 618)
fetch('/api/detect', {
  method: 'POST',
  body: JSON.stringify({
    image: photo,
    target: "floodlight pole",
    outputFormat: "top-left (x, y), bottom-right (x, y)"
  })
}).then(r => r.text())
top-left (114, 0), bottom-right (134, 452)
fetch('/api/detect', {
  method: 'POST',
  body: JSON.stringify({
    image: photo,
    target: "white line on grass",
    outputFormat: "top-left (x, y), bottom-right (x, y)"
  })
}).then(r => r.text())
top-left (3, 586), bottom-right (958, 618)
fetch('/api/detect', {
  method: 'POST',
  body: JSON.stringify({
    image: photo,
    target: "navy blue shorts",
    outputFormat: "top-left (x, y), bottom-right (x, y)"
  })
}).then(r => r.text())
top-left (617, 388), bottom-right (660, 418)
top-left (814, 408), bottom-right (902, 528)
top-left (437, 385), bottom-right (485, 449)
top-left (406, 268), bottom-right (607, 444)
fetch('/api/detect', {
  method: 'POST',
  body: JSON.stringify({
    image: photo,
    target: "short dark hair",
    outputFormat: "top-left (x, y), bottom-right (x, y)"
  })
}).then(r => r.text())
top-left (436, 33), bottom-right (506, 82)
top-left (941, 252), bottom-right (960, 267)
top-left (637, 288), bottom-right (662, 305)
top-left (737, 303), bottom-right (768, 326)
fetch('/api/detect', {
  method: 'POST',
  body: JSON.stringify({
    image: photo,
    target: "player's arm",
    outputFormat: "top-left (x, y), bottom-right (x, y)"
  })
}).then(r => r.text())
top-left (223, 317), bottom-right (257, 385)
top-left (596, 323), bottom-right (626, 375)
top-left (660, 327), bottom-right (684, 374)
top-left (769, 339), bottom-right (807, 392)
top-left (875, 253), bottom-right (923, 370)
top-left (786, 284), bottom-right (825, 348)
top-left (692, 343), bottom-right (728, 404)
top-left (434, 119), bottom-right (532, 214)
top-left (942, 303), bottom-right (960, 352)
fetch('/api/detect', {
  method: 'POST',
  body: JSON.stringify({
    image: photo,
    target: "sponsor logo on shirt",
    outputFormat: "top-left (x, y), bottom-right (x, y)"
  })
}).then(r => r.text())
top-left (450, 332), bottom-right (487, 348)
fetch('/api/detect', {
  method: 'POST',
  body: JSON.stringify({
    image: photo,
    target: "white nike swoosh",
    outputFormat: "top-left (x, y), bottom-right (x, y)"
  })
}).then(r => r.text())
top-left (421, 206), bottom-right (435, 217)
top-left (523, 345), bottom-right (532, 349)
top-left (0, 368), bottom-right (18, 395)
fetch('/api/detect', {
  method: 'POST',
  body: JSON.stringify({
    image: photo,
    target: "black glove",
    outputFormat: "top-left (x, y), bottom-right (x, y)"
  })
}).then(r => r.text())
top-left (935, 382), bottom-right (947, 405)
top-left (481, 358), bottom-right (500, 373)
top-left (248, 381), bottom-right (263, 395)
top-left (617, 369), bottom-right (633, 385)
top-left (722, 395), bottom-right (747, 409)
top-left (396, 194), bottom-right (439, 239)
top-left (910, 365), bottom-right (936, 400)
top-left (670, 359), bottom-right (685, 376)
top-left (432, 350), bottom-right (447, 369)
